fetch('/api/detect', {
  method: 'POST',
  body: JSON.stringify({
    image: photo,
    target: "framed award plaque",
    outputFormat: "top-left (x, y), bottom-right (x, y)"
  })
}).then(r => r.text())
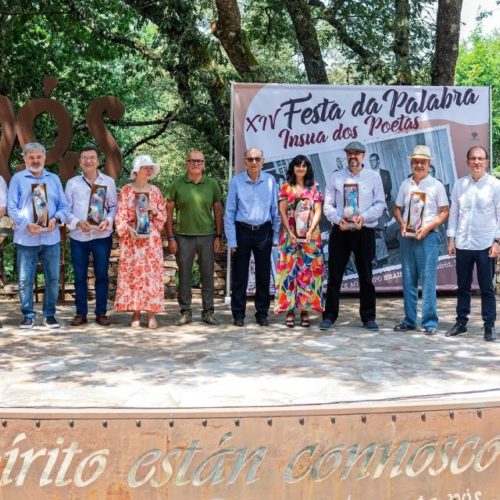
top-left (135, 192), bottom-right (150, 237)
top-left (343, 183), bottom-right (359, 228)
top-left (31, 183), bottom-right (49, 228)
top-left (87, 184), bottom-right (108, 226)
top-left (405, 191), bottom-right (426, 237)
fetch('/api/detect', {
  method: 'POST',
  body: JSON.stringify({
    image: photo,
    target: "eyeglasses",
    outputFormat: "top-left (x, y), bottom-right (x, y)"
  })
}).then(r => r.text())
top-left (467, 156), bottom-right (487, 161)
top-left (411, 160), bottom-right (428, 165)
top-left (188, 159), bottom-right (205, 165)
top-left (245, 157), bottom-right (262, 163)
top-left (81, 156), bottom-right (98, 162)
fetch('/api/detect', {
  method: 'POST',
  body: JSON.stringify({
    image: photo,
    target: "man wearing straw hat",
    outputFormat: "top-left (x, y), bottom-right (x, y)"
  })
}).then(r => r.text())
top-left (392, 145), bottom-right (449, 335)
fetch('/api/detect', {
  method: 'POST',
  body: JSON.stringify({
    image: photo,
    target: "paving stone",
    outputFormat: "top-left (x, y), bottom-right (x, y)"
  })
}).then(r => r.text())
top-left (0, 296), bottom-right (498, 408)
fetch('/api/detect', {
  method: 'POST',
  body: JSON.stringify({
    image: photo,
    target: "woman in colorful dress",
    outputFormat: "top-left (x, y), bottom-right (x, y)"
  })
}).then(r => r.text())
top-left (114, 155), bottom-right (167, 328)
top-left (275, 155), bottom-right (324, 327)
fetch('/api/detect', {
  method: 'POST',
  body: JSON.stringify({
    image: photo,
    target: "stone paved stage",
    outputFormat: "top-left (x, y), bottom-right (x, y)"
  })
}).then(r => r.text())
top-left (0, 296), bottom-right (498, 409)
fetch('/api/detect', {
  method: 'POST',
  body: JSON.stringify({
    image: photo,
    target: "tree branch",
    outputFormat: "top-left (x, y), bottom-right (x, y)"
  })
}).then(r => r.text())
top-left (309, 0), bottom-right (388, 74)
top-left (122, 112), bottom-right (176, 158)
top-left (285, 0), bottom-right (329, 84)
top-left (211, 0), bottom-right (259, 77)
top-left (97, 32), bottom-right (161, 61)
top-left (394, 0), bottom-right (412, 84)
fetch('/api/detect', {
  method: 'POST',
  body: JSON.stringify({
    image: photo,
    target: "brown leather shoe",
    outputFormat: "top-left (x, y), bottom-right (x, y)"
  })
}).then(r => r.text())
top-left (70, 315), bottom-right (87, 327)
top-left (96, 315), bottom-right (111, 326)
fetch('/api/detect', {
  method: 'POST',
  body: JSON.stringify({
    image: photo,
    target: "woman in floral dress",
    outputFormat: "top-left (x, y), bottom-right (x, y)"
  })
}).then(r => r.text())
top-left (275, 155), bottom-right (324, 327)
top-left (114, 155), bottom-right (167, 328)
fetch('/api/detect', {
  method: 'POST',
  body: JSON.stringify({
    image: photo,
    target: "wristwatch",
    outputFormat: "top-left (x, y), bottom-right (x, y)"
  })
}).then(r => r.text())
top-left (215, 234), bottom-right (222, 239)
top-left (168, 236), bottom-right (175, 241)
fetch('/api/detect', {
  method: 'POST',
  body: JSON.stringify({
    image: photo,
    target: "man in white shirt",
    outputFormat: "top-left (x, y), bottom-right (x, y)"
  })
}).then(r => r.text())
top-left (320, 141), bottom-right (386, 331)
top-left (392, 145), bottom-right (449, 335)
top-left (446, 146), bottom-right (500, 342)
top-left (65, 145), bottom-right (117, 326)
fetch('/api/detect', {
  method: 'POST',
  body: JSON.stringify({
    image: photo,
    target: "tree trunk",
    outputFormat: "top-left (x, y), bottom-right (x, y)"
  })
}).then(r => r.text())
top-left (394, 0), bottom-right (411, 84)
top-left (285, 0), bottom-right (329, 84)
top-left (431, 0), bottom-right (463, 85)
top-left (212, 0), bottom-right (258, 77)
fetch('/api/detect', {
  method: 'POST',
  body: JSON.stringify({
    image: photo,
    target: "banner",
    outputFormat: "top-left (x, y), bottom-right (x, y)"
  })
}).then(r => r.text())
top-left (232, 84), bottom-right (490, 291)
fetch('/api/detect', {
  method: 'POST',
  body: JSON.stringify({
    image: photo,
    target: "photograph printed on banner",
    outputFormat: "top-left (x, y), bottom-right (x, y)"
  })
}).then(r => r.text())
top-left (262, 125), bottom-right (457, 282)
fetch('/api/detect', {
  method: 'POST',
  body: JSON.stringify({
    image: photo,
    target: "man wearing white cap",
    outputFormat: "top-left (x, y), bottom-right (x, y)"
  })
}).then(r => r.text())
top-left (65, 145), bottom-right (117, 326)
top-left (320, 141), bottom-right (386, 331)
top-left (166, 150), bottom-right (223, 326)
top-left (392, 145), bottom-right (449, 335)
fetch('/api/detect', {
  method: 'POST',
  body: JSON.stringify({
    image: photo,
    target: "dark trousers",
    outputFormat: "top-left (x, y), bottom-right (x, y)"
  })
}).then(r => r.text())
top-left (323, 225), bottom-right (376, 323)
top-left (70, 236), bottom-right (112, 317)
top-left (175, 234), bottom-right (215, 315)
top-left (456, 248), bottom-right (496, 327)
top-left (231, 222), bottom-right (273, 321)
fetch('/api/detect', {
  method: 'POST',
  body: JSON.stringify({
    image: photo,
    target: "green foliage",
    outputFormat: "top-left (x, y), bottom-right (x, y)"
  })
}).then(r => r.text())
top-left (456, 30), bottom-right (500, 171)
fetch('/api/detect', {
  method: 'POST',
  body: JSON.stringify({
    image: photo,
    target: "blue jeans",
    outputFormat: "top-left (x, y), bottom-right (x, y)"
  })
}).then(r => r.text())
top-left (399, 231), bottom-right (440, 328)
top-left (456, 248), bottom-right (496, 327)
top-left (70, 236), bottom-right (112, 316)
top-left (16, 243), bottom-right (60, 319)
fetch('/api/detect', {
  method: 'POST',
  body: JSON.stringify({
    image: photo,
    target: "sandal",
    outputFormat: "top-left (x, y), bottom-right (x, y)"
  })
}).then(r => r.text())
top-left (300, 312), bottom-right (310, 328)
top-left (285, 314), bottom-right (295, 328)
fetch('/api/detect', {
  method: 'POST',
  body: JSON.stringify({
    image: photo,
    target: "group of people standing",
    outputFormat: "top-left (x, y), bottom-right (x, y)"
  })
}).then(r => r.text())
top-left (0, 141), bottom-right (498, 342)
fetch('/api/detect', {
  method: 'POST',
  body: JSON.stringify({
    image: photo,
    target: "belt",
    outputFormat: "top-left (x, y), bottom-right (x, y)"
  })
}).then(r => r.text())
top-left (236, 221), bottom-right (271, 231)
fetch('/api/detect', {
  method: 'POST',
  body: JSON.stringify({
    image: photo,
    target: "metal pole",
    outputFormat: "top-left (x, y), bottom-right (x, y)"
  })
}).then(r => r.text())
top-left (225, 82), bottom-right (235, 305)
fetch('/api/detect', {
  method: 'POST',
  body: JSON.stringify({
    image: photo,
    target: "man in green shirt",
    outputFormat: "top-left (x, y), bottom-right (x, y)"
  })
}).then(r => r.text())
top-left (166, 150), bottom-right (224, 325)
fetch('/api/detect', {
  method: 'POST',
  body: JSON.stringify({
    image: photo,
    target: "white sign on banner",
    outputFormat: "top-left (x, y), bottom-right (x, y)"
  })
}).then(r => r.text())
top-left (232, 84), bottom-right (490, 292)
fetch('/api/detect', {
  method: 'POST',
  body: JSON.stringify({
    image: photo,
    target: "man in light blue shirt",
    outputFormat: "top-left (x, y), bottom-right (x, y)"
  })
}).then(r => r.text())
top-left (7, 142), bottom-right (68, 329)
top-left (225, 147), bottom-right (280, 327)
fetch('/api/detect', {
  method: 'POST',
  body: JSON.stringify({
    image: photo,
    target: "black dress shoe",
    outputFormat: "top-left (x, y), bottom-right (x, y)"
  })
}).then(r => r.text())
top-left (484, 326), bottom-right (496, 342)
top-left (256, 317), bottom-right (269, 327)
top-left (234, 318), bottom-right (244, 327)
top-left (445, 323), bottom-right (467, 337)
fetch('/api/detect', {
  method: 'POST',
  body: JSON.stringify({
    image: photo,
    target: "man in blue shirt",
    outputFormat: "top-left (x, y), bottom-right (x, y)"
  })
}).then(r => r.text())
top-left (7, 142), bottom-right (68, 328)
top-left (225, 147), bottom-right (280, 327)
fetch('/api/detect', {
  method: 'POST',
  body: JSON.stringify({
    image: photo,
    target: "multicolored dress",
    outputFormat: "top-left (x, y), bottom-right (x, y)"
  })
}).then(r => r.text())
top-left (274, 182), bottom-right (324, 313)
top-left (114, 184), bottom-right (167, 312)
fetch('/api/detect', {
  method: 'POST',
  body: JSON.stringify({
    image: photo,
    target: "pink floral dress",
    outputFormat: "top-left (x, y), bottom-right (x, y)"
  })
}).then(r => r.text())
top-left (274, 183), bottom-right (324, 314)
top-left (114, 184), bottom-right (167, 312)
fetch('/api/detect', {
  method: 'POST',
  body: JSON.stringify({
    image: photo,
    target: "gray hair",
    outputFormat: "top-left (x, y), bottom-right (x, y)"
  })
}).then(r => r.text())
top-left (22, 142), bottom-right (46, 156)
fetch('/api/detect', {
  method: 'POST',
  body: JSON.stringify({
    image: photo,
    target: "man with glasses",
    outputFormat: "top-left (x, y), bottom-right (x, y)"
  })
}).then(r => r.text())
top-left (392, 145), bottom-right (449, 336)
top-left (7, 142), bottom-right (68, 329)
top-left (446, 146), bottom-right (500, 342)
top-left (167, 150), bottom-right (223, 326)
top-left (65, 145), bottom-right (117, 326)
top-left (320, 141), bottom-right (386, 332)
top-left (225, 148), bottom-right (280, 327)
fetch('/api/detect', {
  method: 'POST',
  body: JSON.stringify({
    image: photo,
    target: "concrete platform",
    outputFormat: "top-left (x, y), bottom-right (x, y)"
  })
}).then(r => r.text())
top-left (0, 296), bottom-right (498, 409)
